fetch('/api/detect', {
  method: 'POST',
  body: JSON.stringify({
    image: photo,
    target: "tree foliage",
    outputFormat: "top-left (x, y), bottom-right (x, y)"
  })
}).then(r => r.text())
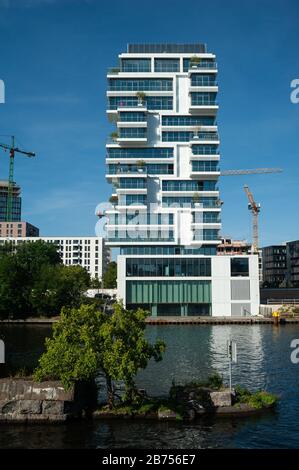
top-left (100, 303), bottom-right (165, 403)
top-left (0, 241), bottom-right (90, 319)
top-left (34, 302), bottom-right (166, 406)
top-left (102, 261), bottom-right (117, 288)
top-left (34, 304), bottom-right (105, 388)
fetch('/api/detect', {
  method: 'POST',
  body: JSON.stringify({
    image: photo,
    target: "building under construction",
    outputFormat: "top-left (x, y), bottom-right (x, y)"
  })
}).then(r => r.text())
top-left (0, 138), bottom-right (39, 238)
top-left (0, 180), bottom-right (39, 237)
top-left (0, 180), bottom-right (21, 222)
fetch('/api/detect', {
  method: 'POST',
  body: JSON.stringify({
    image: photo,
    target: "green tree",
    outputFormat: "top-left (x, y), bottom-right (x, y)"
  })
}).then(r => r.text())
top-left (34, 304), bottom-right (106, 388)
top-left (0, 241), bottom-right (61, 319)
top-left (0, 241), bottom-right (91, 319)
top-left (103, 261), bottom-right (117, 288)
top-left (90, 277), bottom-right (102, 289)
top-left (29, 264), bottom-right (90, 317)
top-left (34, 303), bottom-right (166, 408)
top-left (100, 303), bottom-right (166, 405)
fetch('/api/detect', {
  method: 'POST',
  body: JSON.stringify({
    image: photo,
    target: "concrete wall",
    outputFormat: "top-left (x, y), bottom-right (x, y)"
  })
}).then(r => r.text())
top-left (0, 379), bottom-right (95, 423)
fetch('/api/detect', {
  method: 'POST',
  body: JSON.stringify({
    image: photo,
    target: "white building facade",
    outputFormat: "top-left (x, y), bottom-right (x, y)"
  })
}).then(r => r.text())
top-left (105, 43), bottom-right (260, 316)
top-left (0, 237), bottom-right (110, 280)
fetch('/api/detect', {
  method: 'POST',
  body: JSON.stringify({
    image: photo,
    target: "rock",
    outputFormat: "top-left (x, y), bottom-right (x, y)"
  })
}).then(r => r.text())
top-left (184, 408), bottom-right (196, 421)
top-left (209, 390), bottom-right (232, 407)
top-left (158, 409), bottom-right (178, 420)
top-left (42, 400), bottom-right (64, 415)
top-left (19, 400), bottom-right (42, 414)
top-left (0, 400), bottom-right (20, 414)
top-left (188, 399), bottom-right (205, 413)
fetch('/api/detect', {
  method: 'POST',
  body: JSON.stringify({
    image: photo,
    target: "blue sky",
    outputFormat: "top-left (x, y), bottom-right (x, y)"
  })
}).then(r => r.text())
top-left (0, 0), bottom-right (298, 246)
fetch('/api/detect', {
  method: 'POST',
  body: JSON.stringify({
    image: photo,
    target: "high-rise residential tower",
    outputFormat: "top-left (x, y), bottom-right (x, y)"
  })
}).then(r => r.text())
top-left (105, 43), bottom-right (259, 316)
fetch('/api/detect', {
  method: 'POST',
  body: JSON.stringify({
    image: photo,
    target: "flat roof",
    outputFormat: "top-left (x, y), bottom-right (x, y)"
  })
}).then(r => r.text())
top-left (127, 43), bottom-right (207, 54)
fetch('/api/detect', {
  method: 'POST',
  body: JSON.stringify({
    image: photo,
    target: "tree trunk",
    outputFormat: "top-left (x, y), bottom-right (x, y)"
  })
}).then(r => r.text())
top-left (105, 375), bottom-right (114, 409)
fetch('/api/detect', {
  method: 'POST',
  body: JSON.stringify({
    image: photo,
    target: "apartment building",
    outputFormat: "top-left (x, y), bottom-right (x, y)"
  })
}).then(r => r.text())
top-left (262, 244), bottom-right (287, 287)
top-left (0, 236), bottom-right (111, 280)
top-left (105, 43), bottom-right (259, 316)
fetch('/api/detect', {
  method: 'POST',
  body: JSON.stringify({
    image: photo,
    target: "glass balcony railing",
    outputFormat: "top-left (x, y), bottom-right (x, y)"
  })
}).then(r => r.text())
top-left (107, 236), bottom-right (175, 242)
top-left (190, 99), bottom-right (218, 106)
top-left (116, 181), bottom-right (147, 189)
top-left (162, 132), bottom-right (219, 142)
top-left (192, 133), bottom-right (219, 140)
top-left (162, 183), bottom-right (218, 192)
top-left (109, 84), bottom-right (173, 91)
top-left (107, 165), bottom-right (173, 175)
top-left (191, 145), bottom-right (219, 155)
top-left (190, 79), bottom-right (218, 87)
top-left (189, 61), bottom-right (217, 70)
top-left (118, 112), bottom-right (147, 122)
top-left (162, 198), bottom-right (221, 208)
top-left (122, 65), bottom-right (151, 73)
top-left (191, 165), bottom-right (220, 173)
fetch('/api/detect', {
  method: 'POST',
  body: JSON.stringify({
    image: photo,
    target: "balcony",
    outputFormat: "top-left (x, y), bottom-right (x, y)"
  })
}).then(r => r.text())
top-left (162, 198), bottom-right (221, 209)
top-left (116, 187), bottom-right (147, 195)
top-left (106, 165), bottom-right (173, 180)
top-left (107, 67), bottom-right (121, 75)
top-left (189, 132), bottom-right (219, 144)
top-left (187, 61), bottom-right (217, 73)
top-left (189, 77), bottom-right (218, 93)
top-left (189, 99), bottom-right (219, 115)
top-left (190, 170), bottom-right (221, 179)
top-left (107, 103), bottom-right (147, 121)
top-left (106, 233), bottom-right (176, 245)
top-left (117, 110), bottom-right (147, 125)
top-left (107, 129), bottom-right (147, 146)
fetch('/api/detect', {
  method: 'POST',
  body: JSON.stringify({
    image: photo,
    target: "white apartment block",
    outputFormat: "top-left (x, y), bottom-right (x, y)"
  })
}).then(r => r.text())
top-left (105, 43), bottom-right (260, 316)
top-left (0, 236), bottom-right (111, 279)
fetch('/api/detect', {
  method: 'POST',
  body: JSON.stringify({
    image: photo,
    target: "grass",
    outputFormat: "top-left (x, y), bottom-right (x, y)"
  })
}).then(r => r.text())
top-left (234, 385), bottom-right (278, 409)
top-left (97, 397), bottom-right (184, 420)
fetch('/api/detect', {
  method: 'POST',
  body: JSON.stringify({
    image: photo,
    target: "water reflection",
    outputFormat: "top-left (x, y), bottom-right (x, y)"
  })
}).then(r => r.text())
top-left (1, 323), bottom-right (299, 448)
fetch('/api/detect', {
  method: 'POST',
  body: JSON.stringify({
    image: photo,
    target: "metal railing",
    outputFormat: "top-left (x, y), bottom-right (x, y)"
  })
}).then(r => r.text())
top-left (267, 299), bottom-right (299, 305)
top-left (190, 80), bottom-right (218, 87)
top-left (188, 62), bottom-right (217, 69)
top-left (190, 100), bottom-right (218, 106)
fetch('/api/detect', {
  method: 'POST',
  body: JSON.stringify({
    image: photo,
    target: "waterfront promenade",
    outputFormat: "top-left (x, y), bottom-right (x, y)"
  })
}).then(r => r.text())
top-left (1, 316), bottom-right (299, 325)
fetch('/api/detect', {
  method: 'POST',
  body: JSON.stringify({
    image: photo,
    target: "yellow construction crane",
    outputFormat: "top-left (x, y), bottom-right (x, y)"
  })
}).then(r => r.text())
top-left (244, 185), bottom-right (261, 254)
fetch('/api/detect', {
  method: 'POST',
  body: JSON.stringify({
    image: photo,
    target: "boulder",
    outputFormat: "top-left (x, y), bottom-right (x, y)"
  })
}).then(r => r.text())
top-left (209, 390), bottom-right (232, 407)
top-left (158, 409), bottom-right (178, 420)
top-left (19, 400), bottom-right (42, 414)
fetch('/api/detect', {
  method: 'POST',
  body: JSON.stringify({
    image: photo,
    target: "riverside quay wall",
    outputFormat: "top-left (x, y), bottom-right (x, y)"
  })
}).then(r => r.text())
top-left (0, 379), bottom-right (95, 423)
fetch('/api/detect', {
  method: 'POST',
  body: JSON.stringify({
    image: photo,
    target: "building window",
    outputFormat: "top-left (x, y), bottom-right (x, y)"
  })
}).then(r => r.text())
top-left (231, 258), bottom-right (249, 277)
top-left (126, 258), bottom-right (211, 277)
top-left (154, 59), bottom-right (180, 72)
top-left (121, 59), bottom-right (151, 73)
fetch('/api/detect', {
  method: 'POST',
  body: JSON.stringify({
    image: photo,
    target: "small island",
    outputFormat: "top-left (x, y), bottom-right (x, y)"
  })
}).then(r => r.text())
top-left (94, 373), bottom-right (278, 422)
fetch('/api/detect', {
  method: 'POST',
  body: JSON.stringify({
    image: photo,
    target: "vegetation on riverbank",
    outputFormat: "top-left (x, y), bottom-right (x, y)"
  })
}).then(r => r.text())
top-left (234, 385), bottom-right (278, 409)
top-left (94, 373), bottom-right (278, 421)
top-left (0, 241), bottom-right (91, 319)
top-left (33, 302), bottom-right (166, 407)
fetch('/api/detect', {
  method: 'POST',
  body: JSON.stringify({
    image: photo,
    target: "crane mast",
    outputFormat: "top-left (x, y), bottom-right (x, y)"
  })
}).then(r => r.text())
top-left (244, 185), bottom-right (260, 254)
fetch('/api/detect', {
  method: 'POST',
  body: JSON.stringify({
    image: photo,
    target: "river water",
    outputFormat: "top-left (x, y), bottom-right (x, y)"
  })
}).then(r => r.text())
top-left (0, 323), bottom-right (299, 449)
